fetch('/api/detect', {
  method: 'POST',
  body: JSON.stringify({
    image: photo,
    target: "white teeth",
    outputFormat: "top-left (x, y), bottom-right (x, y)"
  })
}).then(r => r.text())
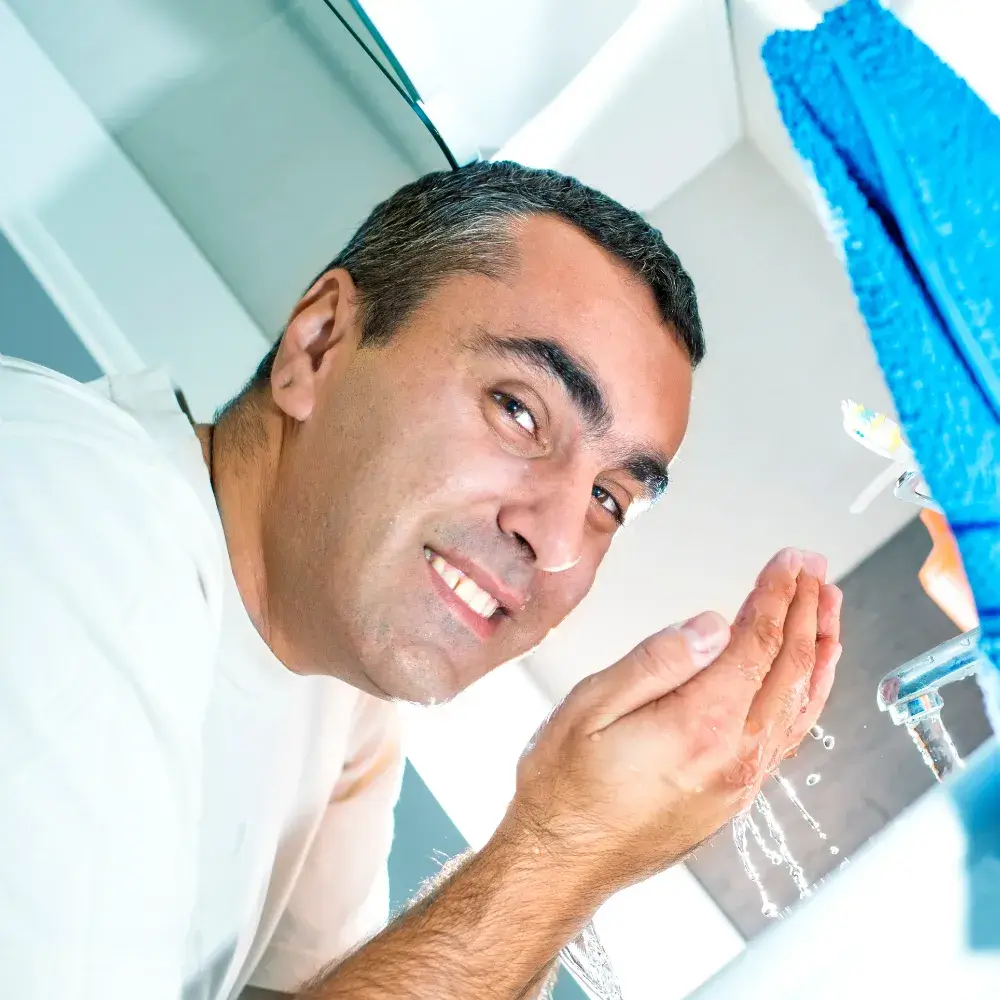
top-left (433, 556), bottom-right (462, 589)
top-left (425, 549), bottom-right (500, 619)
top-left (454, 576), bottom-right (499, 618)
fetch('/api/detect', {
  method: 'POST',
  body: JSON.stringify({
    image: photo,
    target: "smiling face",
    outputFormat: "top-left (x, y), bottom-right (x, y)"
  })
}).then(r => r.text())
top-left (260, 215), bottom-right (693, 703)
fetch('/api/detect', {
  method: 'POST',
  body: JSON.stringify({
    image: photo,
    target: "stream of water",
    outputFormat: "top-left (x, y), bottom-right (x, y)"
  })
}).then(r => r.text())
top-left (732, 726), bottom-right (840, 917)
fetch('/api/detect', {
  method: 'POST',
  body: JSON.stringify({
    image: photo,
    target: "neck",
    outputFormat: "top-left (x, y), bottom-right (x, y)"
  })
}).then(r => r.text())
top-left (194, 403), bottom-right (288, 665)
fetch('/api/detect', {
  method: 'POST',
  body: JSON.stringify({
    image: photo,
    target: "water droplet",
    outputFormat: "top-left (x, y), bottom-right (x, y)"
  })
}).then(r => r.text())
top-left (806, 773), bottom-right (821, 785)
top-left (829, 846), bottom-right (840, 855)
top-left (823, 735), bottom-right (836, 750)
top-left (775, 772), bottom-right (826, 837)
top-left (809, 725), bottom-right (824, 740)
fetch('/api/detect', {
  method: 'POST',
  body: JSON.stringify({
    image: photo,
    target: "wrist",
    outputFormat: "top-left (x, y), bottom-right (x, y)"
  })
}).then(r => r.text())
top-left (489, 801), bottom-right (610, 923)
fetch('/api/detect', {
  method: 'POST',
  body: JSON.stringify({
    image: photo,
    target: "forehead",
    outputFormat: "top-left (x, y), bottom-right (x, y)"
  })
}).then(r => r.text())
top-left (388, 214), bottom-right (694, 461)
top-left (482, 215), bottom-right (693, 447)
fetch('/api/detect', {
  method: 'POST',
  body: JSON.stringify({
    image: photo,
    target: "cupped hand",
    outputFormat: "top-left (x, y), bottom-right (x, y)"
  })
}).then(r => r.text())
top-left (506, 547), bottom-right (843, 900)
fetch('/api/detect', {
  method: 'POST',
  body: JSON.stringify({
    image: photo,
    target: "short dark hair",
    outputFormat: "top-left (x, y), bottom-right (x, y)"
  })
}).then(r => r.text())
top-left (247, 160), bottom-right (704, 391)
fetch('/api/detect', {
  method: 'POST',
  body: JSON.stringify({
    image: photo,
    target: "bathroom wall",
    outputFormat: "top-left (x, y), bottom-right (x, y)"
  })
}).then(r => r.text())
top-left (0, 229), bottom-right (100, 380)
top-left (8, 0), bottom-right (452, 340)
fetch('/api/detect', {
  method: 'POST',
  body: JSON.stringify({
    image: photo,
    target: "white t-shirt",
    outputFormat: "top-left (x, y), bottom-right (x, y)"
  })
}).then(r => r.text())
top-left (0, 356), bottom-right (404, 1000)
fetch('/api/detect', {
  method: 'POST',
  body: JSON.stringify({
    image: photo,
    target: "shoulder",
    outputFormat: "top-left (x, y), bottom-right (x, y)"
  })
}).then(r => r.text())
top-left (0, 355), bottom-right (147, 448)
top-left (0, 359), bottom-right (225, 681)
top-left (0, 357), bottom-right (222, 582)
top-left (0, 357), bottom-right (223, 745)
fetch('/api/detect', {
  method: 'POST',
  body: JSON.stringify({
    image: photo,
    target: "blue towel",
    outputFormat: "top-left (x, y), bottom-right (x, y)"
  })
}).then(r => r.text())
top-left (762, 0), bottom-right (1000, 735)
top-left (763, 0), bottom-right (1000, 952)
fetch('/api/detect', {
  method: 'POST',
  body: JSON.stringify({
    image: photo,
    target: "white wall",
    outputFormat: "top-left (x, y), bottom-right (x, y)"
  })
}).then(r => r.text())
top-left (8, 0), bottom-right (452, 339)
top-left (0, 1), bottom-right (266, 417)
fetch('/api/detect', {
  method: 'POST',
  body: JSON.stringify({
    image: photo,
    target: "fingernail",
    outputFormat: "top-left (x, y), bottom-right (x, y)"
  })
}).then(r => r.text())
top-left (828, 585), bottom-right (844, 616)
top-left (803, 550), bottom-right (828, 581)
top-left (769, 547), bottom-right (803, 577)
top-left (679, 611), bottom-right (730, 668)
top-left (829, 642), bottom-right (844, 670)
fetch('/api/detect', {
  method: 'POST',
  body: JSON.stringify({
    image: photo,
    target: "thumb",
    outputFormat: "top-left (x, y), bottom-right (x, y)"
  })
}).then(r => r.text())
top-left (574, 611), bottom-right (730, 729)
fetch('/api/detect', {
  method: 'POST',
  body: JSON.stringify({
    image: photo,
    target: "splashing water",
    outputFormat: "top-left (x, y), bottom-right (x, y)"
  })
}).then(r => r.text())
top-left (774, 772), bottom-right (826, 839)
top-left (747, 812), bottom-right (784, 865)
top-left (733, 813), bottom-right (780, 917)
top-left (755, 791), bottom-right (812, 898)
top-left (560, 921), bottom-right (623, 1000)
top-left (731, 730), bottom-right (843, 918)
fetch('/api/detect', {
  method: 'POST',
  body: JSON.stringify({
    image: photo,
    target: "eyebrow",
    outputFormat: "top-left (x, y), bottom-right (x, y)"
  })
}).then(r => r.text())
top-left (623, 450), bottom-right (671, 504)
top-left (471, 330), bottom-right (612, 435)
top-left (471, 330), bottom-right (672, 504)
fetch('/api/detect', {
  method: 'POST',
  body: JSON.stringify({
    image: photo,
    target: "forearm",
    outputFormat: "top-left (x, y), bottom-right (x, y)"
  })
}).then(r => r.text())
top-left (297, 819), bottom-right (596, 1000)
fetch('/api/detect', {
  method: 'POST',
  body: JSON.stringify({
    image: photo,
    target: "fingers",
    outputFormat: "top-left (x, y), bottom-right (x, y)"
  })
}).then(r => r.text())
top-left (747, 553), bottom-right (825, 755)
top-left (784, 583), bottom-right (843, 752)
top-left (817, 580), bottom-right (843, 646)
top-left (573, 611), bottom-right (730, 731)
top-left (686, 548), bottom-right (803, 719)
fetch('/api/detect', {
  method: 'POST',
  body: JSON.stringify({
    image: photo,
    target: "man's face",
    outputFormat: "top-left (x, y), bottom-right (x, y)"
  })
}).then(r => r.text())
top-left (264, 215), bottom-right (693, 703)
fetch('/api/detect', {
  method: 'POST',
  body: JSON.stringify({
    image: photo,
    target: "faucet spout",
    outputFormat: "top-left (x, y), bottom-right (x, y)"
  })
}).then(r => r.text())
top-left (877, 628), bottom-right (985, 780)
top-left (877, 628), bottom-right (982, 726)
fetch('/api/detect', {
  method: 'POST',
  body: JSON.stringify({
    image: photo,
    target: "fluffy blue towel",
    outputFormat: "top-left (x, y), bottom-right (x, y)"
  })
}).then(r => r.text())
top-left (762, 0), bottom-right (1000, 734)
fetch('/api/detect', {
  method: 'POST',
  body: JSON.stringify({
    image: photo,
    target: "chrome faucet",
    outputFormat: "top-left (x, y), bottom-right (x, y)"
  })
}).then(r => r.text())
top-left (877, 628), bottom-right (985, 780)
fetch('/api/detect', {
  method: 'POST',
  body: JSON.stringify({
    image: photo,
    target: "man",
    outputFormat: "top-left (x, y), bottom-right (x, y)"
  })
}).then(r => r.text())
top-left (0, 161), bottom-right (841, 999)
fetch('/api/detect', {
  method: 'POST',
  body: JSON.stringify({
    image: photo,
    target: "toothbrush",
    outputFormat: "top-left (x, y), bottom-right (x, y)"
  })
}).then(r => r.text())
top-left (841, 400), bottom-right (915, 514)
top-left (840, 400), bottom-right (912, 463)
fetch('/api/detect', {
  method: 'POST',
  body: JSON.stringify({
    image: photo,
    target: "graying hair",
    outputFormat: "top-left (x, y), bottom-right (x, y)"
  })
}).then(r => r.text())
top-left (245, 159), bottom-right (704, 393)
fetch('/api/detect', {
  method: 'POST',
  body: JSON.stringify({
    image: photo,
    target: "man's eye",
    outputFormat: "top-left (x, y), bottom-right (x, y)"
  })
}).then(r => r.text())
top-left (592, 485), bottom-right (624, 524)
top-left (492, 392), bottom-right (537, 435)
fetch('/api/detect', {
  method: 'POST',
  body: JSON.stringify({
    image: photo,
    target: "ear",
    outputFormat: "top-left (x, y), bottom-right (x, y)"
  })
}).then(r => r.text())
top-left (270, 268), bottom-right (360, 422)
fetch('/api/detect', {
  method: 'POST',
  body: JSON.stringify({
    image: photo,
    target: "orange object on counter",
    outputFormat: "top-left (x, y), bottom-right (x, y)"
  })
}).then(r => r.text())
top-left (919, 509), bottom-right (979, 631)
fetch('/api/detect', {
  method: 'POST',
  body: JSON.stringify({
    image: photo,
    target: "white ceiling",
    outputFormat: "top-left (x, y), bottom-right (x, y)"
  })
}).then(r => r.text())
top-left (361, 0), bottom-right (641, 162)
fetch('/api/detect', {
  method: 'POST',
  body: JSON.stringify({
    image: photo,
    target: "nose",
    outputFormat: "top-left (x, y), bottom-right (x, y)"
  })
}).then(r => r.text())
top-left (497, 475), bottom-right (590, 574)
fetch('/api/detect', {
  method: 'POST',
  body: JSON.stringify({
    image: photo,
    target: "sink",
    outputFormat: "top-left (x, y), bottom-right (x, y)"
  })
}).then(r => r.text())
top-left (691, 740), bottom-right (1000, 1000)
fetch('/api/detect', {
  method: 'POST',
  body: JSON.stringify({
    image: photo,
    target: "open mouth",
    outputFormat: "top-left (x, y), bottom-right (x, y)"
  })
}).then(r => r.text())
top-left (423, 546), bottom-right (504, 620)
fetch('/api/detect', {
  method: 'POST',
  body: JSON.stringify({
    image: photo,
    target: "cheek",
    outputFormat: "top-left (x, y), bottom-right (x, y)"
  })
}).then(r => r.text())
top-left (531, 559), bottom-right (602, 628)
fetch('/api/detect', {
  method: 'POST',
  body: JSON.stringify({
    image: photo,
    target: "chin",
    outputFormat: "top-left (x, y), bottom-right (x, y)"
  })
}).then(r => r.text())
top-left (362, 644), bottom-right (471, 706)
